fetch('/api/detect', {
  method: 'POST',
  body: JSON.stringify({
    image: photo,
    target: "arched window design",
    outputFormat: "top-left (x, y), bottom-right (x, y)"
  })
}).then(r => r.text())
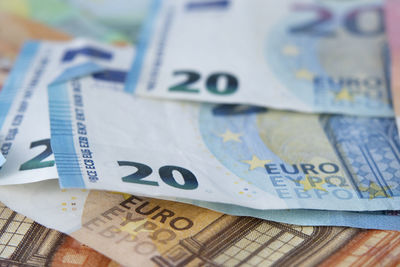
top-left (0, 203), bottom-right (63, 265)
top-left (152, 215), bottom-right (358, 266)
top-left (321, 115), bottom-right (400, 199)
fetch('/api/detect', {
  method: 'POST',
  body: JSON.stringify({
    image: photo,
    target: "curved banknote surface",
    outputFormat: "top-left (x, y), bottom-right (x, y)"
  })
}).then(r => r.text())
top-left (49, 67), bottom-right (400, 211)
top-left (6, 40), bottom-right (398, 230)
top-left (0, 13), bottom-right (71, 168)
top-left (0, 40), bottom-right (133, 185)
top-left (129, 0), bottom-right (393, 116)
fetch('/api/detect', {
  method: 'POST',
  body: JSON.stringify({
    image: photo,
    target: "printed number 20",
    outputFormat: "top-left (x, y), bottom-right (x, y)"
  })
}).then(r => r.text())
top-left (19, 139), bottom-right (55, 171)
top-left (118, 161), bottom-right (198, 190)
top-left (290, 4), bottom-right (383, 37)
top-left (169, 70), bottom-right (238, 95)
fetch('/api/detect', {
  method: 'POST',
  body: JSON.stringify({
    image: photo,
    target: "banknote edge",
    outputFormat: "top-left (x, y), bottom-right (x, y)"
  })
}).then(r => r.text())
top-left (0, 41), bottom-right (39, 131)
top-left (124, 0), bottom-right (161, 94)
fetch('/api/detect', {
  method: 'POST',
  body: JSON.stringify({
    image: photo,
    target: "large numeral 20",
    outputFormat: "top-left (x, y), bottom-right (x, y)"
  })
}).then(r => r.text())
top-left (169, 70), bottom-right (238, 95)
top-left (19, 139), bottom-right (55, 171)
top-left (290, 4), bottom-right (383, 37)
top-left (118, 161), bottom-right (198, 190)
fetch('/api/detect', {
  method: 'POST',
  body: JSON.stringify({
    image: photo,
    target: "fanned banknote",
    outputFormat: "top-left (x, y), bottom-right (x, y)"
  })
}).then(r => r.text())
top-left (49, 62), bottom-right (400, 211)
top-left (5, 38), bottom-right (398, 228)
top-left (0, 12), bottom-right (70, 169)
top-left (0, 39), bottom-right (133, 185)
top-left (127, 0), bottom-right (393, 117)
top-left (386, 0), bottom-right (400, 135)
top-left (0, 180), bottom-right (399, 266)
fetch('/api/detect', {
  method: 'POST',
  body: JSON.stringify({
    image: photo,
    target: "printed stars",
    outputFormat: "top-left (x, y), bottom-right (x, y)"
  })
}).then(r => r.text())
top-left (282, 45), bottom-right (300, 56)
top-left (219, 129), bottom-right (242, 143)
top-left (242, 155), bottom-right (271, 171)
top-left (295, 69), bottom-right (314, 81)
top-left (335, 88), bottom-right (354, 102)
top-left (359, 181), bottom-right (391, 200)
top-left (299, 175), bottom-right (327, 192)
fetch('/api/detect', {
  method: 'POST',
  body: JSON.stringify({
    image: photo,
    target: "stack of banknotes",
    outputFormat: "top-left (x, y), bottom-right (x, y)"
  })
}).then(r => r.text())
top-left (0, 0), bottom-right (400, 266)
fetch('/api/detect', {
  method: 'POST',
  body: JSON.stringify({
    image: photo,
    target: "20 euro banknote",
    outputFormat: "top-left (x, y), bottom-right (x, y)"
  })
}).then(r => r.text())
top-left (127, 0), bottom-right (393, 117)
top-left (0, 39), bottom-right (133, 185)
top-left (0, 41), bottom-right (397, 232)
top-left (49, 66), bottom-right (400, 211)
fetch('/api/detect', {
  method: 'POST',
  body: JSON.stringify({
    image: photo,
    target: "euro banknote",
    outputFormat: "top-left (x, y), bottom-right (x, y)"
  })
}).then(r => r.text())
top-left (0, 13), bottom-right (70, 169)
top-left (0, 39), bottom-right (133, 185)
top-left (3, 40), bottom-right (400, 230)
top-left (0, 180), bottom-right (399, 266)
top-left (386, 0), bottom-right (400, 135)
top-left (127, 0), bottom-right (393, 117)
top-left (49, 66), bottom-right (400, 211)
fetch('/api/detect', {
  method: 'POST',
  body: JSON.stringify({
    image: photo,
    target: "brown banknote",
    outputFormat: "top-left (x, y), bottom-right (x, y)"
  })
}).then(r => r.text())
top-left (70, 191), bottom-right (400, 267)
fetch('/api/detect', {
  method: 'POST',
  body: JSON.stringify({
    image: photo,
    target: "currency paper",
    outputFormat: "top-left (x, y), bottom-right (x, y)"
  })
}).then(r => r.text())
top-left (49, 70), bottom-right (400, 211)
top-left (5, 40), bottom-right (397, 230)
top-left (127, 0), bottom-right (393, 117)
top-left (0, 154), bottom-right (5, 167)
top-left (0, 180), bottom-right (399, 267)
top-left (0, 177), bottom-right (398, 235)
top-left (0, 39), bottom-right (133, 185)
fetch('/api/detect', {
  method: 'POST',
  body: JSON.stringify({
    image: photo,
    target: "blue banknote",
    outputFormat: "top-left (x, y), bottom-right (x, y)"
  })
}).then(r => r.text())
top-left (126, 0), bottom-right (393, 117)
top-left (0, 40), bottom-right (133, 186)
top-left (49, 61), bottom-right (400, 212)
top-left (33, 47), bottom-right (397, 229)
